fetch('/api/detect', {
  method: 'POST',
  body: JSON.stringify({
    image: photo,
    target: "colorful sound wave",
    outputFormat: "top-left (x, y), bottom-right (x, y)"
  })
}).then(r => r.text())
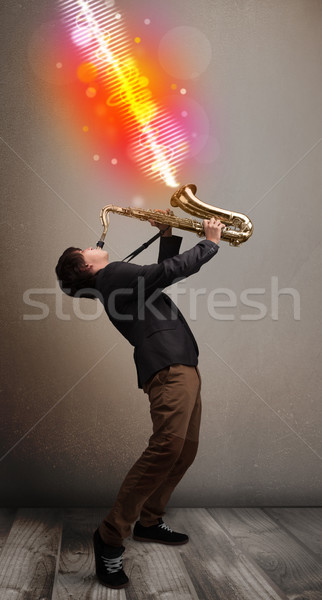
top-left (60, 0), bottom-right (190, 187)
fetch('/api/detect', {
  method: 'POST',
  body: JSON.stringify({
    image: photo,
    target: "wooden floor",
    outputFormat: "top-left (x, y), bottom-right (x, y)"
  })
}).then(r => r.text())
top-left (0, 508), bottom-right (322, 599)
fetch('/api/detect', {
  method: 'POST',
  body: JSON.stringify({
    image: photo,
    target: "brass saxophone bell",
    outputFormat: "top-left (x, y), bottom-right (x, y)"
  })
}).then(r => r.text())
top-left (170, 184), bottom-right (253, 246)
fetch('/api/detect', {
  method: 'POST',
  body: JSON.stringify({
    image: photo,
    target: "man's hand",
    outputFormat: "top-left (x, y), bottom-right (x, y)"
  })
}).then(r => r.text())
top-left (203, 217), bottom-right (225, 244)
top-left (149, 209), bottom-right (172, 237)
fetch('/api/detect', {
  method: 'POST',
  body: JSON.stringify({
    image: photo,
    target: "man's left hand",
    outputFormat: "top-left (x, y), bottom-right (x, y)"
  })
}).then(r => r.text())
top-left (149, 209), bottom-right (172, 237)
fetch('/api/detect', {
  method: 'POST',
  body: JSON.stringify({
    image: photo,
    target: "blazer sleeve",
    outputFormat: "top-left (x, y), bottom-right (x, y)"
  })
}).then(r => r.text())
top-left (133, 239), bottom-right (219, 298)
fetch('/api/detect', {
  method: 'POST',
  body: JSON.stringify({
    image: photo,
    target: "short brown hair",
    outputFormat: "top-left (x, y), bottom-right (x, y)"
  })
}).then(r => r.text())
top-left (55, 247), bottom-right (97, 299)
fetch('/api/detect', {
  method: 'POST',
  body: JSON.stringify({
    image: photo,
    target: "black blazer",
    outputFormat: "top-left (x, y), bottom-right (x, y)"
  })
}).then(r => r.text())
top-left (95, 236), bottom-right (219, 388)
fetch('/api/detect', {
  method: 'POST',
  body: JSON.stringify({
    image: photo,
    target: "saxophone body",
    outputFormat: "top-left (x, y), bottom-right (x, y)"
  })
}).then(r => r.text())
top-left (98, 184), bottom-right (253, 248)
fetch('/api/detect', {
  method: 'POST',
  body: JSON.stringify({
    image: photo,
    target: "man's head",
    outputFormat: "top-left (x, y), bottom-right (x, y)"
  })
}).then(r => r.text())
top-left (55, 246), bottom-right (109, 297)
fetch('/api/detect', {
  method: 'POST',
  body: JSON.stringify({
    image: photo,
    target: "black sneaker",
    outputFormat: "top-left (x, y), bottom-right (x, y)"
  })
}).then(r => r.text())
top-left (133, 518), bottom-right (189, 545)
top-left (93, 529), bottom-right (129, 589)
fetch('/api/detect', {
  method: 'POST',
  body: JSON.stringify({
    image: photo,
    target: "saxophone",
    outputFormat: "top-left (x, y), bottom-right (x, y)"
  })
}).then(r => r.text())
top-left (97, 184), bottom-right (253, 248)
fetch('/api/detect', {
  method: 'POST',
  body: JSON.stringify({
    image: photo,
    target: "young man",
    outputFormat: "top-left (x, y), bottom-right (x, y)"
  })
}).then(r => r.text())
top-left (55, 215), bottom-right (224, 589)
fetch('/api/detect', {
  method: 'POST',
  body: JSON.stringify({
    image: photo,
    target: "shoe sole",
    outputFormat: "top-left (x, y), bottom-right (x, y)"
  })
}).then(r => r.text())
top-left (132, 535), bottom-right (189, 545)
top-left (96, 576), bottom-right (129, 589)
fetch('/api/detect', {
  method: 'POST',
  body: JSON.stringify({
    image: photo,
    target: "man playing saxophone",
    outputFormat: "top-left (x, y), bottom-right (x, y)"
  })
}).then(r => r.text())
top-left (55, 215), bottom-right (224, 589)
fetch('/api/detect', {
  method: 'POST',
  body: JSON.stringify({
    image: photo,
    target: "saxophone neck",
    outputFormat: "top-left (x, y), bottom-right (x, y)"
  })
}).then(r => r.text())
top-left (97, 205), bottom-right (115, 248)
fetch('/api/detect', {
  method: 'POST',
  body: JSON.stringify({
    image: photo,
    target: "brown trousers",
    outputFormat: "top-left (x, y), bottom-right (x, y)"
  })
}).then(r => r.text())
top-left (99, 364), bottom-right (202, 546)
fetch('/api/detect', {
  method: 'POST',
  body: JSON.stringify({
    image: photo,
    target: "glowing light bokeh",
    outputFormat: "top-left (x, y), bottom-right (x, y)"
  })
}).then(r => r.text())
top-left (60, 0), bottom-right (190, 186)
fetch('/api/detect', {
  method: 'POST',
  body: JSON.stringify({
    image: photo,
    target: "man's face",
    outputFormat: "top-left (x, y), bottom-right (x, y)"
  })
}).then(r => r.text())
top-left (81, 247), bottom-right (109, 274)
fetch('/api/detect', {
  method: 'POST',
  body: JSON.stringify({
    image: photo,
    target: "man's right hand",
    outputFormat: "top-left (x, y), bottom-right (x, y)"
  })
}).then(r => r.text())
top-left (203, 217), bottom-right (225, 244)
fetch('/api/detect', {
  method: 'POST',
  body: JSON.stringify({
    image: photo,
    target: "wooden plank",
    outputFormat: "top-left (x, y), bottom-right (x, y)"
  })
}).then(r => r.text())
top-left (166, 508), bottom-right (288, 600)
top-left (0, 508), bottom-right (62, 600)
top-left (52, 507), bottom-right (127, 600)
top-left (0, 509), bottom-right (16, 555)
top-left (263, 507), bottom-right (322, 558)
top-left (209, 507), bottom-right (322, 599)
top-left (124, 536), bottom-right (199, 600)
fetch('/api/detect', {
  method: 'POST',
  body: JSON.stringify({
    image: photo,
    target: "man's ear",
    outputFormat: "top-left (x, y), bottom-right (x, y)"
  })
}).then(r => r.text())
top-left (79, 262), bottom-right (92, 272)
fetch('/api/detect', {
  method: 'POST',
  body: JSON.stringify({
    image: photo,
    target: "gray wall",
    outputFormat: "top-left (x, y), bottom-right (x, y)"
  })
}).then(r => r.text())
top-left (1, 0), bottom-right (321, 507)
